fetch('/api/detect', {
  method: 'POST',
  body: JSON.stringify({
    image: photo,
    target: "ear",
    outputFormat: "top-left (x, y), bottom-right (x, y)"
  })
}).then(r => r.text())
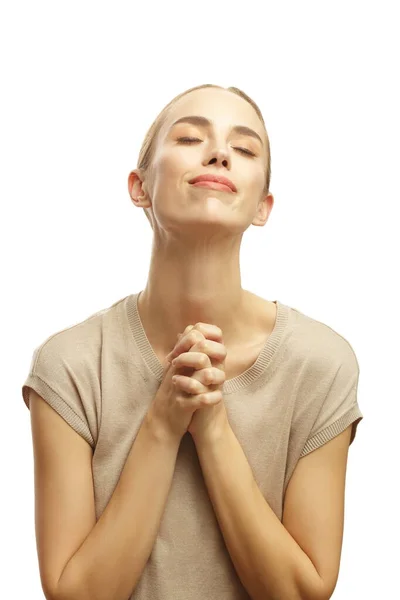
top-left (252, 192), bottom-right (274, 227)
top-left (128, 169), bottom-right (146, 202)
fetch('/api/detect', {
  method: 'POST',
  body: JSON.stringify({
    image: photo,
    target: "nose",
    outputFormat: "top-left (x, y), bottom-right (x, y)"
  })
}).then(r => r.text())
top-left (204, 146), bottom-right (231, 169)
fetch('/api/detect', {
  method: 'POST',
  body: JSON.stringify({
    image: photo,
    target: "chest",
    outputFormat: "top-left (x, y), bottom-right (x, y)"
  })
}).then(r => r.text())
top-left (223, 339), bottom-right (267, 380)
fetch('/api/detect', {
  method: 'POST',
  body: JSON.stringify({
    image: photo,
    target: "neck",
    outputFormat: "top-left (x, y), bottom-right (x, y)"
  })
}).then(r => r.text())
top-left (138, 237), bottom-right (255, 353)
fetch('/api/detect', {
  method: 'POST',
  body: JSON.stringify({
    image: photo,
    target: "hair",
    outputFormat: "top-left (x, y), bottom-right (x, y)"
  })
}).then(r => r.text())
top-left (136, 83), bottom-right (271, 228)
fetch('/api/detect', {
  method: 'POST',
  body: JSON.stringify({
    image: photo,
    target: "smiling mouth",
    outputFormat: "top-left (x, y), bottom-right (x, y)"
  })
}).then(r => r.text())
top-left (190, 181), bottom-right (234, 192)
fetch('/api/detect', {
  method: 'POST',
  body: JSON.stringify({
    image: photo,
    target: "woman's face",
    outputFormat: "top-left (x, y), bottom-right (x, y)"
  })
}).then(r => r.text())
top-left (139, 87), bottom-right (270, 235)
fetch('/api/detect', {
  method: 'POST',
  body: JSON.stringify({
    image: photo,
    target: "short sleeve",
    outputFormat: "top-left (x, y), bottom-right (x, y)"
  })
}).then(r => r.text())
top-left (22, 334), bottom-right (97, 449)
top-left (300, 342), bottom-right (363, 457)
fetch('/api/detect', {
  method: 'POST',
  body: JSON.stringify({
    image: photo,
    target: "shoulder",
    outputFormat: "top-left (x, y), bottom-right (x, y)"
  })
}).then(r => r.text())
top-left (28, 294), bottom-right (130, 375)
top-left (286, 302), bottom-right (359, 373)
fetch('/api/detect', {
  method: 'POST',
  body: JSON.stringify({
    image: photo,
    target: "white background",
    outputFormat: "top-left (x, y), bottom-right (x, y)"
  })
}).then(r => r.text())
top-left (2, 1), bottom-right (398, 598)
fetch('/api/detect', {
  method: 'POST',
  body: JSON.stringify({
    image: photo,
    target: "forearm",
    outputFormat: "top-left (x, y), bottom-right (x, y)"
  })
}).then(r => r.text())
top-left (56, 412), bottom-right (181, 600)
top-left (193, 425), bottom-right (325, 600)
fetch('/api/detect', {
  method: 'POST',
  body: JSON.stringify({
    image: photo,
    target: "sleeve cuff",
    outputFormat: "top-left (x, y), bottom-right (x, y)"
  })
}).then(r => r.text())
top-left (300, 404), bottom-right (363, 457)
top-left (22, 374), bottom-right (95, 449)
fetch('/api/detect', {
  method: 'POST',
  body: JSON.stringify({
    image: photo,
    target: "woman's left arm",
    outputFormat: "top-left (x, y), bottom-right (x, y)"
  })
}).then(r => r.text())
top-left (193, 423), bottom-right (353, 600)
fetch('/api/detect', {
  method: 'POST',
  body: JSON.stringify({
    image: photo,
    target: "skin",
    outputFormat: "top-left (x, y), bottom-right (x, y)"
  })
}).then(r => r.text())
top-left (127, 87), bottom-right (275, 357)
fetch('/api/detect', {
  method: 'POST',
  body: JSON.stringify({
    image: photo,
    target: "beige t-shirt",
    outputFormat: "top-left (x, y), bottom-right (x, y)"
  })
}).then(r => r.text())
top-left (22, 291), bottom-right (364, 599)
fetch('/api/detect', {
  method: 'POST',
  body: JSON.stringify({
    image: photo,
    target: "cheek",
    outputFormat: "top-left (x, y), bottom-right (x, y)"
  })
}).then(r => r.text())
top-left (246, 165), bottom-right (266, 194)
top-left (157, 148), bottom-right (193, 182)
top-left (150, 153), bottom-right (188, 204)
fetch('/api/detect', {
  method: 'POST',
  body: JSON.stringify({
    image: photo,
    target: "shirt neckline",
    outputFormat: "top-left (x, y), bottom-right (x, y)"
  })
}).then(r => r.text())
top-left (125, 291), bottom-right (289, 394)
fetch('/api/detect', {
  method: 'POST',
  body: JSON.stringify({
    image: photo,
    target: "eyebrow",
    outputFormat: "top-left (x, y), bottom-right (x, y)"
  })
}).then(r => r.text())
top-left (169, 115), bottom-right (264, 146)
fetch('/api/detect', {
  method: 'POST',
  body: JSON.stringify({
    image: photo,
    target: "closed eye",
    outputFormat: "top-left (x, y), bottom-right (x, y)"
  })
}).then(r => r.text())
top-left (176, 137), bottom-right (256, 157)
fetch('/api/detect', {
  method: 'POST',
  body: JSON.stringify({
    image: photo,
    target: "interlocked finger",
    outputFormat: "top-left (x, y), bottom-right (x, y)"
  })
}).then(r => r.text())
top-left (167, 324), bottom-right (224, 362)
top-left (173, 367), bottom-right (226, 395)
top-left (172, 351), bottom-right (211, 371)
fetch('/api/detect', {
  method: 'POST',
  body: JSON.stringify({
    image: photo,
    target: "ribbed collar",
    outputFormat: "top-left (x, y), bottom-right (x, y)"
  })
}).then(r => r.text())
top-left (125, 290), bottom-right (289, 394)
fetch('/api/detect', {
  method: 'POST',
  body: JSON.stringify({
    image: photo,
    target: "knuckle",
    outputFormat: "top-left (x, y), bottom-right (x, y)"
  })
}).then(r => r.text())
top-left (200, 393), bottom-right (209, 404)
top-left (212, 391), bottom-right (220, 402)
top-left (206, 368), bottom-right (214, 384)
top-left (189, 330), bottom-right (202, 343)
top-left (201, 369), bottom-right (210, 384)
top-left (195, 323), bottom-right (223, 338)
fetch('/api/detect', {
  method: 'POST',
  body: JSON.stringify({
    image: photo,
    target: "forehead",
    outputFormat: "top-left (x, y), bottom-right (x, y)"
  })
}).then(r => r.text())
top-left (160, 88), bottom-right (265, 142)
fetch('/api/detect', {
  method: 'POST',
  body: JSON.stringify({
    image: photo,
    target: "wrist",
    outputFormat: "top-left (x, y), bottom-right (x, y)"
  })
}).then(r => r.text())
top-left (145, 408), bottom-right (182, 447)
top-left (191, 420), bottom-right (230, 446)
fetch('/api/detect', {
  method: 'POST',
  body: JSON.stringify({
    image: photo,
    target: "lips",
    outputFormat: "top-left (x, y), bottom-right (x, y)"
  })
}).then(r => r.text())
top-left (189, 174), bottom-right (237, 192)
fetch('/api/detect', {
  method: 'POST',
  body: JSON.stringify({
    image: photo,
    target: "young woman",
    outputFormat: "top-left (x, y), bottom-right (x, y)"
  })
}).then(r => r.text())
top-left (23, 83), bottom-right (363, 600)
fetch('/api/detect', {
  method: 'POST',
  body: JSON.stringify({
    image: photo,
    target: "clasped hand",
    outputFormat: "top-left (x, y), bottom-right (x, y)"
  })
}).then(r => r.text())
top-left (165, 323), bottom-right (229, 441)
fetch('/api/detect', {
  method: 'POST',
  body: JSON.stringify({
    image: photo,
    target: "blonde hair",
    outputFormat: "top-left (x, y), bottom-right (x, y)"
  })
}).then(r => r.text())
top-left (136, 83), bottom-right (271, 228)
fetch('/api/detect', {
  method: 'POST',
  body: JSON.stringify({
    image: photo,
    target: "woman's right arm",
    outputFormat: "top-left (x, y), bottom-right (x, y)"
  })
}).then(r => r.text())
top-left (29, 389), bottom-right (181, 600)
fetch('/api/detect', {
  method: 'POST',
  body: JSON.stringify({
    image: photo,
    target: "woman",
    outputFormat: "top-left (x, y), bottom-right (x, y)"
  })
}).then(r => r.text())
top-left (23, 83), bottom-right (363, 600)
